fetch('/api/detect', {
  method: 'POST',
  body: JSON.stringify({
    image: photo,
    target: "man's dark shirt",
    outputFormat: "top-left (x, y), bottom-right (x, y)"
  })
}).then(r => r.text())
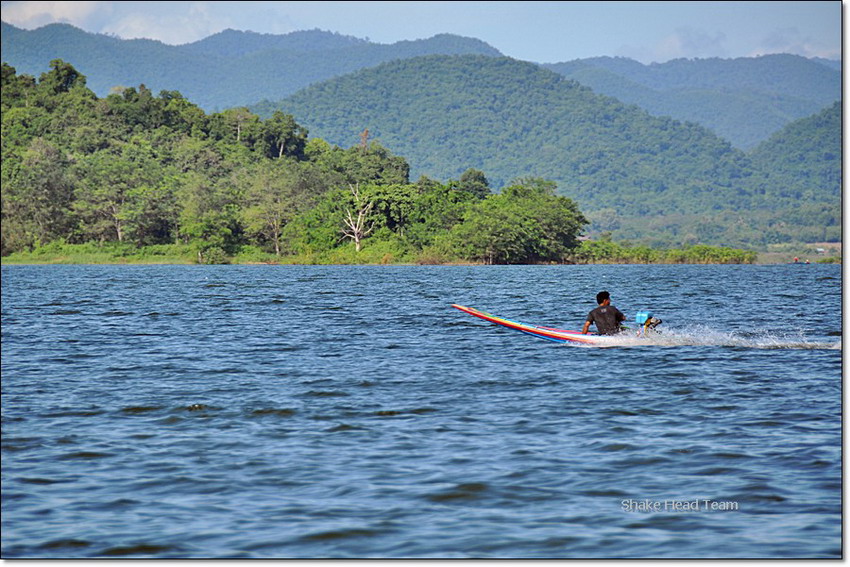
top-left (586, 305), bottom-right (625, 335)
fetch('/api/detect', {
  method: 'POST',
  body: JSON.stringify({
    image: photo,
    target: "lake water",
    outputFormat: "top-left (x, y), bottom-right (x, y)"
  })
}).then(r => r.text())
top-left (1, 264), bottom-right (842, 559)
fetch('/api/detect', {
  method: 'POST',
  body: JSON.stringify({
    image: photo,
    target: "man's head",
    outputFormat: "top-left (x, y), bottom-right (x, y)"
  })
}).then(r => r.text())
top-left (596, 291), bottom-right (611, 305)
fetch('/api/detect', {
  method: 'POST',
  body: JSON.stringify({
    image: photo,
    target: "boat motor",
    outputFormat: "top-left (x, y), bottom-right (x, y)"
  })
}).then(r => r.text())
top-left (635, 310), bottom-right (662, 336)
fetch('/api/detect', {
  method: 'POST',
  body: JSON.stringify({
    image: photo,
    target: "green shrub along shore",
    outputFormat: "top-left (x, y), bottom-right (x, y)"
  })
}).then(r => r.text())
top-left (5, 239), bottom-right (838, 266)
top-left (1, 61), bottom-right (838, 267)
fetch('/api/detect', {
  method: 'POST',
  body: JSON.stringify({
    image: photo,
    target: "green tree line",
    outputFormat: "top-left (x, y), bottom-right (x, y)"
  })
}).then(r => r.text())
top-left (1, 60), bottom-right (757, 265)
top-left (570, 238), bottom-right (757, 264)
top-left (1, 60), bottom-right (588, 264)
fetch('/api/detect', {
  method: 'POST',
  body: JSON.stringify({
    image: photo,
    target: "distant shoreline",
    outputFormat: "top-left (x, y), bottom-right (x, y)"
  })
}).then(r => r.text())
top-left (1, 241), bottom-right (839, 267)
top-left (2, 257), bottom-right (839, 267)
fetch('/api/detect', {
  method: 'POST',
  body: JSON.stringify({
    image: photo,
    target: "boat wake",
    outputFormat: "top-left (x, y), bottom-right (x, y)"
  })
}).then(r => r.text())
top-left (575, 325), bottom-right (841, 350)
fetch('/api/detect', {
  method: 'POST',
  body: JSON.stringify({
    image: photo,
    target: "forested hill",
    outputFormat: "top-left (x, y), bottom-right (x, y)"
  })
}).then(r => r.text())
top-left (261, 54), bottom-right (839, 246)
top-left (543, 55), bottom-right (840, 149)
top-left (266, 55), bottom-right (747, 199)
top-left (0, 22), bottom-right (501, 110)
top-left (749, 101), bottom-right (841, 204)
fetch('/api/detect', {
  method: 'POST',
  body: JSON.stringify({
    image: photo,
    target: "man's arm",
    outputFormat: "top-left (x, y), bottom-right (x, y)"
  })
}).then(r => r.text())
top-left (582, 319), bottom-right (592, 334)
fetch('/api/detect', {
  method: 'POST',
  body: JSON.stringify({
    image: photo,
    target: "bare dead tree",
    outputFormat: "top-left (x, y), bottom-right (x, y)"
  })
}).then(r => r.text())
top-left (342, 183), bottom-right (375, 252)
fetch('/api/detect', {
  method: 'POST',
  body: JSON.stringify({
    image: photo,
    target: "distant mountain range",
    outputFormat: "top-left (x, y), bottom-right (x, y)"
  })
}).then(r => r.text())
top-left (0, 22), bottom-right (500, 110)
top-left (1, 22), bottom-right (839, 150)
top-left (544, 54), bottom-right (839, 149)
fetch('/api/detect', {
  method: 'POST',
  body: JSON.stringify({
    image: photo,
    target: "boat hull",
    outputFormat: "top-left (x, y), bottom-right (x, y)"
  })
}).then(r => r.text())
top-left (451, 304), bottom-right (617, 345)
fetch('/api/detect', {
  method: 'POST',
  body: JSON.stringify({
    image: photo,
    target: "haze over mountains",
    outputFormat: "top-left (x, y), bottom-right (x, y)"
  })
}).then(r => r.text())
top-left (544, 55), bottom-right (839, 149)
top-left (2, 22), bottom-right (838, 150)
top-left (0, 23), bottom-right (500, 110)
top-left (1, 22), bottom-right (840, 246)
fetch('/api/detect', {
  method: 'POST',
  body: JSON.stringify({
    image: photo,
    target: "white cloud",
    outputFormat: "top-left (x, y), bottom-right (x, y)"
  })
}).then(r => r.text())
top-left (1, 1), bottom-right (242, 44)
top-left (0, 0), bottom-right (106, 29)
top-left (105, 13), bottom-right (203, 44)
top-left (619, 23), bottom-right (840, 64)
top-left (99, 2), bottom-right (226, 44)
top-left (670, 27), bottom-right (728, 59)
top-left (752, 27), bottom-right (839, 59)
top-left (87, 2), bottom-right (297, 45)
top-left (617, 26), bottom-right (729, 63)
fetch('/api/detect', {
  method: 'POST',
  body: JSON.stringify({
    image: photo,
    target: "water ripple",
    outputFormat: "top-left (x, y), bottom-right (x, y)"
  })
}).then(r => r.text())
top-left (1, 264), bottom-right (841, 559)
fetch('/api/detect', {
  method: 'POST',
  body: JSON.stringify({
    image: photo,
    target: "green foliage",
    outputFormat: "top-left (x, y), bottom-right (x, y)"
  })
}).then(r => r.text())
top-left (0, 60), bottom-right (774, 266)
top-left (239, 159), bottom-right (333, 255)
top-left (3, 25), bottom-right (839, 251)
top-left (446, 178), bottom-right (587, 264)
top-left (282, 187), bottom-right (349, 255)
top-left (457, 168), bottom-right (490, 199)
top-left (1, 137), bottom-right (74, 253)
top-left (748, 101), bottom-right (840, 202)
top-left (267, 54), bottom-right (838, 248)
top-left (404, 182), bottom-right (479, 250)
top-left (1, 61), bottom-right (406, 259)
top-left (570, 241), bottom-right (757, 265)
top-left (260, 110), bottom-right (308, 159)
top-left (198, 246), bottom-right (230, 265)
top-left (2, 240), bottom-right (197, 264)
top-left (311, 142), bottom-right (410, 186)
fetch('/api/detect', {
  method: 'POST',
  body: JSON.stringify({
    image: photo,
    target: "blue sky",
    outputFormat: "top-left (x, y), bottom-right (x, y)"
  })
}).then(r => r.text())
top-left (0, 1), bottom-right (841, 63)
